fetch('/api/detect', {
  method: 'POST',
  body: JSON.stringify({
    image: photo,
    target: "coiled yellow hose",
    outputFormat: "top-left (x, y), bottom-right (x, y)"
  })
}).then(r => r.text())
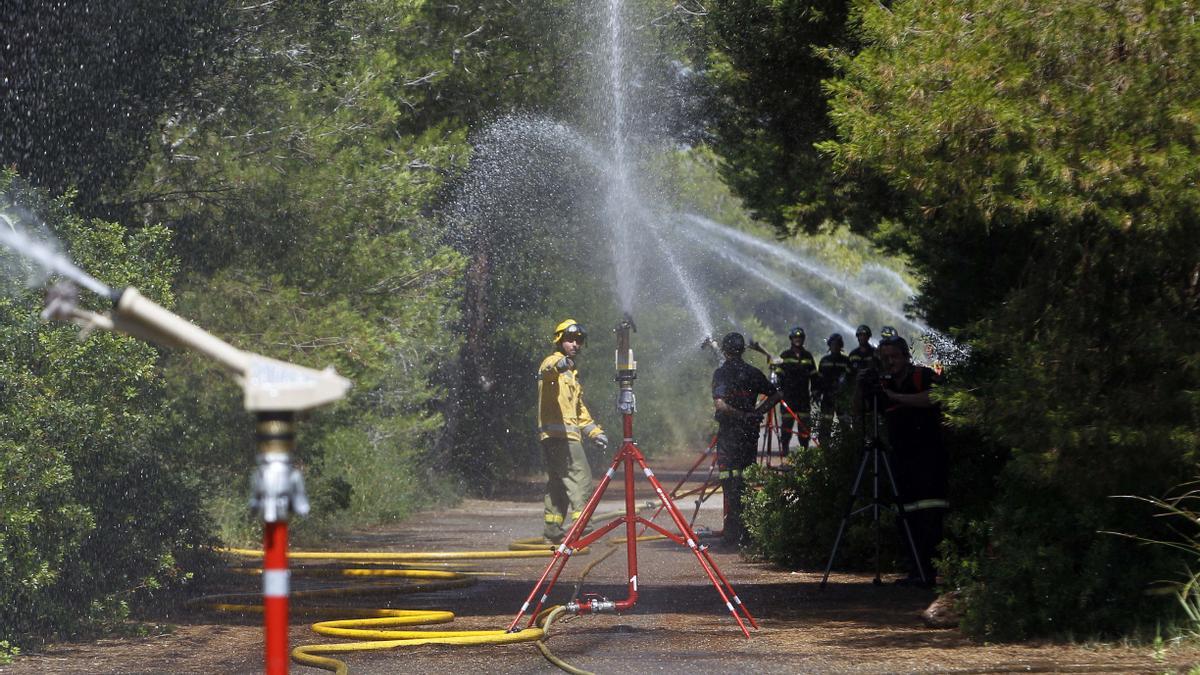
top-left (214, 509), bottom-right (671, 672)
top-left (216, 545), bottom-right (576, 674)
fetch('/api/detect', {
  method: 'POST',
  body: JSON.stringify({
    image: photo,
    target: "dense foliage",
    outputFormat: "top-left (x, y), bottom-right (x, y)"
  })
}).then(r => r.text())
top-left (1, 1), bottom-right (225, 214)
top-left (700, 0), bottom-right (896, 233)
top-left (129, 0), bottom-right (467, 540)
top-left (0, 173), bottom-right (210, 644)
top-left (719, 0), bottom-right (1200, 639)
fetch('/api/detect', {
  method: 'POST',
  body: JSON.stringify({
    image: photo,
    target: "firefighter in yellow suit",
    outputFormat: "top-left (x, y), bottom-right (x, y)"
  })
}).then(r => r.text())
top-left (538, 319), bottom-right (608, 543)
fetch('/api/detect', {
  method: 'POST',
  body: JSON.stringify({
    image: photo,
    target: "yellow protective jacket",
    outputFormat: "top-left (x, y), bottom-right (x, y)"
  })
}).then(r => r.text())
top-left (537, 351), bottom-right (604, 442)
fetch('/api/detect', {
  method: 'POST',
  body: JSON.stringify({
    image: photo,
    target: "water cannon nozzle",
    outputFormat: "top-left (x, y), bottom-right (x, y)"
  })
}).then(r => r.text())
top-left (614, 312), bottom-right (636, 334)
top-left (747, 340), bottom-right (770, 357)
top-left (613, 313), bottom-right (637, 391)
top-left (46, 285), bottom-right (350, 413)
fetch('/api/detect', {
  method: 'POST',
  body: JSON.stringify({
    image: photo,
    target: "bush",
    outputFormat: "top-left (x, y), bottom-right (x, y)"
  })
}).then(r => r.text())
top-left (0, 174), bottom-right (214, 645)
top-left (744, 427), bottom-right (907, 572)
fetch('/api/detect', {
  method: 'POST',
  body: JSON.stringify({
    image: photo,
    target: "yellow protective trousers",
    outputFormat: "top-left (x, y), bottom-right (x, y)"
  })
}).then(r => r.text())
top-left (541, 437), bottom-right (591, 541)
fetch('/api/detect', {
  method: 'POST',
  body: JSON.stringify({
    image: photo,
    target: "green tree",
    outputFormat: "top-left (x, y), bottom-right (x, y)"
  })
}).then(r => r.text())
top-left (701, 0), bottom-right (895, 233)
top-left (822, 0), bottom-right (1200, 638)
top-left (0, 1), bottom-right (226, 215)
top-left (126, 0), bottom-right (467, 535)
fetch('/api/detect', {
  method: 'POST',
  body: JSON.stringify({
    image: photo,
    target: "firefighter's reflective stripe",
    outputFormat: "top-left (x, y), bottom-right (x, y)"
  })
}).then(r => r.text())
top-left (570, 511), bottom-right (582, 520)
top-left (545, 513), bottom-right (565, 524)
top-left (718, 469), bottom-right (744, 480)
top-left (580, 423), bottom-right (599, 438)
top-left (903, 499), bottom-right (949, 511)
top-left (539, 423), bottom-right (580, 436)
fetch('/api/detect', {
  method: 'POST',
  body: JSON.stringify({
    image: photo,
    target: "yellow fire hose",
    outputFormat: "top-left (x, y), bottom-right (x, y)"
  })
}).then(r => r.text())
top-left (213, 523), bottom-right (667, 674)
top-left (214, 546), bottom-right (560, 673)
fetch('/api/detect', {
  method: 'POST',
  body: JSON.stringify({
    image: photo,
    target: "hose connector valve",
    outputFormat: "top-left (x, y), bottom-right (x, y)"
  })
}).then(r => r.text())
top-left (249, 452), bottom-right (311, 522)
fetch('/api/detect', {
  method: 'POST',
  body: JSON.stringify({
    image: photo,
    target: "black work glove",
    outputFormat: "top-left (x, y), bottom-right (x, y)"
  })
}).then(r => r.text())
top-left (593, 433), bottom-right (609, 450)
top-left (555, 356), bottom-right (575, 372)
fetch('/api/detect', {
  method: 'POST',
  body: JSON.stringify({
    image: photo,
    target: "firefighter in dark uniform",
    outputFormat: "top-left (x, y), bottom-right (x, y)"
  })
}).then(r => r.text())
top-left (773, 326), bottom-right (816, 456)
top-left (879, 336), bottom-right (947, 586)
top-left (712, 332), bottom-right (778, 548)
top-left (815, 333), bottom-right (852, 442)
top-left (848, 324), bottom-right (880, 376)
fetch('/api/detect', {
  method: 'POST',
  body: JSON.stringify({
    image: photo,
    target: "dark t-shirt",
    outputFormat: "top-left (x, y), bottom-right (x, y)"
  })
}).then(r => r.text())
top-left (882, 365), bottom-right (946, 501)
top-left (817, 353), bottom-right (852, 402)
top-left (883, 366), bottom-right (942, 428)
top-left (712, 357), bottom-right (775, 466)
top-left (712, 357), bottom-right (775, 414)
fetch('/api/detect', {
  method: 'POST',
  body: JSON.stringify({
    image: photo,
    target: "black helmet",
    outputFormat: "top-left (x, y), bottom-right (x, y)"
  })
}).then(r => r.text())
top-left (827, 333), bottom-right (844, 348)
top-left (788, 326), bottom-right (805, 340)
top-left (720, 332), bottom-right (746, 355)
top-left (879, 325), bottom-right (898, 340)
top-left (855, 324), bottom-right (871, 338)
top-left (880, 335), bottom-right (909, 354)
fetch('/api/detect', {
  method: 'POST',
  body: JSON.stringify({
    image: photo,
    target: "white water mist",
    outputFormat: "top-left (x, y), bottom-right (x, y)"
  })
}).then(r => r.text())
top-left (0, 212), bottom-right (110, 297)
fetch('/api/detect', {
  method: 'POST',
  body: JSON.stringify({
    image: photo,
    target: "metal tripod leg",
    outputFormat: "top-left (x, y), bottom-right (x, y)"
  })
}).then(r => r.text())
top-left (819, 442), bottom-right (926, 588)
top-left (820, 443), bottom-right (872, 588)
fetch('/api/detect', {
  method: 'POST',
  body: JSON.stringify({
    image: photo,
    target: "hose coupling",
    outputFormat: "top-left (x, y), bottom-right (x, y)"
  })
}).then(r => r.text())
top-left (565, 598), bottom-right (617, 615)
top-left (249, 451), bottom-right (310, 522)
top-left (616, 388), bottom-right (636, 415)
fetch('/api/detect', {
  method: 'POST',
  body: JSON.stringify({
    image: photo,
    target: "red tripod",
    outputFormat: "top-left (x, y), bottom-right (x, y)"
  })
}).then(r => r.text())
top-left (508, 317), bottom-right (757, 637)
top-left (656, 434), bottom-right (721, 530)
top-left (759, 398), bottom-right (816, 468)
top-left (746, 341), bottom-right (816, 467)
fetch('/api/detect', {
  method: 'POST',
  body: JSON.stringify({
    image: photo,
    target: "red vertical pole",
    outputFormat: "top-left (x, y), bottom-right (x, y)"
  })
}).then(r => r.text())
top-left (621, 412), bottom-right (639, 609)
top-left (263, 520), bottom-right (289, 675)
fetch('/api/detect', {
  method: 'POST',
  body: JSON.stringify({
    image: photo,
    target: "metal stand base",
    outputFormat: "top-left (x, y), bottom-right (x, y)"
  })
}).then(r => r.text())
top-left (507, 438), bottom-right (758, 637)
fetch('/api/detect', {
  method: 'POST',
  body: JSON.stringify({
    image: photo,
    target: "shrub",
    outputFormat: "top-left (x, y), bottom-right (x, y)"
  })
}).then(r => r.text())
top-left (0, 174), bottom-right (214, 645)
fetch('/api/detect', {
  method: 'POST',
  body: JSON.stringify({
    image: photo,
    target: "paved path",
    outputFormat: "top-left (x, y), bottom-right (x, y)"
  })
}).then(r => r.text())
top-left (4, 459), bottom-right (1197, 674)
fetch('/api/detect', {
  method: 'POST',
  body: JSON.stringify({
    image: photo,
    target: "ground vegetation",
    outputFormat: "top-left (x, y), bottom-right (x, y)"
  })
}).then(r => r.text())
top-left (711, 0), bottom-right (1200, 639)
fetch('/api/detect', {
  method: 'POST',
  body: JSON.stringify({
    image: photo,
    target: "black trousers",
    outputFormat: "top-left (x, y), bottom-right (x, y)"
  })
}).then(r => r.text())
top-left (888, 424), bottom-right (948, 580)
top-left (717, 421), bottom-right (757, 545)
top-left (778, 397), bottom-right (810, 454)
top-left (900, 506), bottom-right (945, 580)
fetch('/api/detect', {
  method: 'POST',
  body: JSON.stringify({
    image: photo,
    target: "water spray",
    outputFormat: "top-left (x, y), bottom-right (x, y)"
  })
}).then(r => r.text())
top-left (42, 281), bottom-right (350, 675)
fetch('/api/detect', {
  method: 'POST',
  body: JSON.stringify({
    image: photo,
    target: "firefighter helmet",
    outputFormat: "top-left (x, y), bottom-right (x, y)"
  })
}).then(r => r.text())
top-left (855, 324), bottom-right (871, 338)
top-left (788, 326), bottom-right (805, 340)
top-left (552, 319), bottom-right (587, 345)
top-left (879, 325), bottom-right (898, 340)
top-left (827, 333), bottom-right (844, 349)
top-left (720, 332), bottom-right (746, 355)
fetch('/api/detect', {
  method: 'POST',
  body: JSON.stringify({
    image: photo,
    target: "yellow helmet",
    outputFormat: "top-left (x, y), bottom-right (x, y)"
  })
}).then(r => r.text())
top-left (552, 319), bottom-right (587, 345)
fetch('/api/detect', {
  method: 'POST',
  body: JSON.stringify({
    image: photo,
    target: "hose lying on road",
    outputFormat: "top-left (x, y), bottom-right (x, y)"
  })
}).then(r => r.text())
top-left (212, 530), bottom-right (660, 675)
top-left (215, 546), bottom-right (566, 674)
